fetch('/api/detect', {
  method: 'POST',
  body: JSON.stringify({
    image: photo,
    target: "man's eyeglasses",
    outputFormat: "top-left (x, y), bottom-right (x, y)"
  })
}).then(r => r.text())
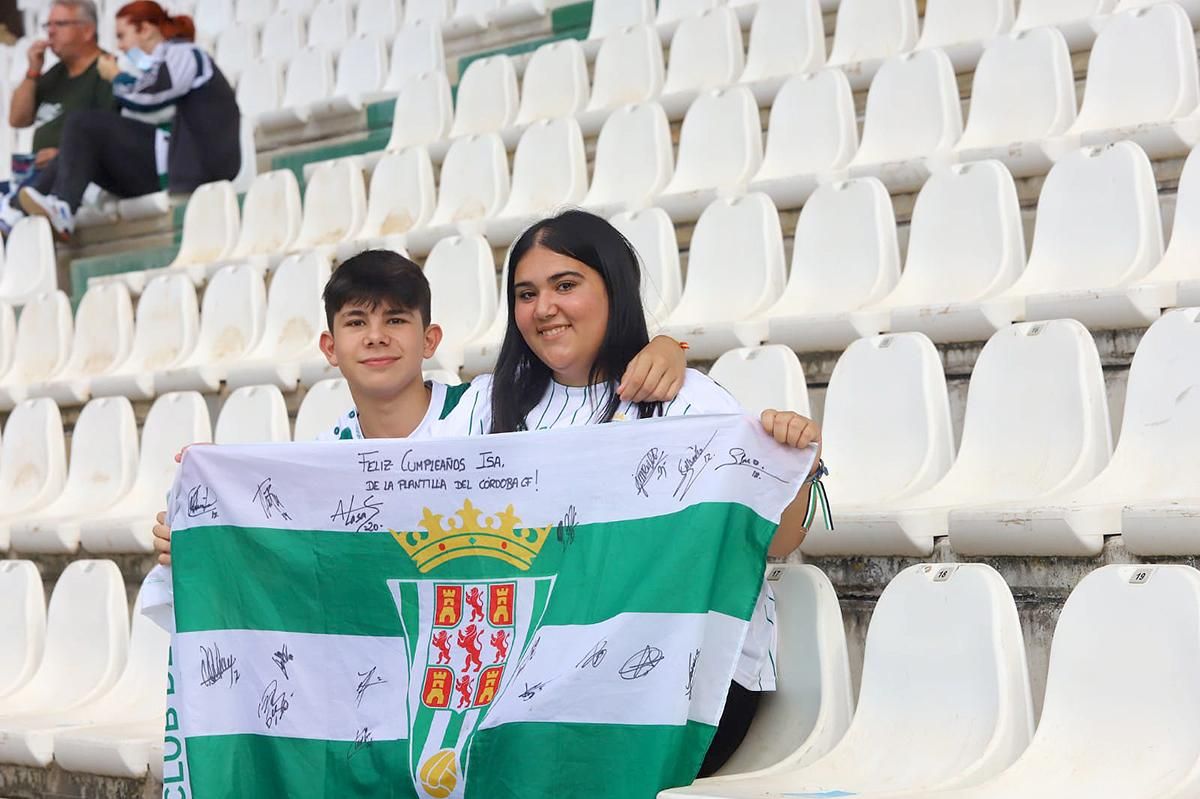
top-left (42, 20), bottom-right (86, 30)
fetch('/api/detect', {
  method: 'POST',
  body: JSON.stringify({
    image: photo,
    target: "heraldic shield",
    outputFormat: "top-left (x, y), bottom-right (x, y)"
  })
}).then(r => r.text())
top-left (388, 576), bottom-right (555, 799)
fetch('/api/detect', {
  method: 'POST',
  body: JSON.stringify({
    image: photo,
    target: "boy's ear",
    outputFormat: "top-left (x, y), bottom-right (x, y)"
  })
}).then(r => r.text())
top-left (319, 330), bottom-right (338, 367)
top-left (422, 323), bottom-right (444, 359)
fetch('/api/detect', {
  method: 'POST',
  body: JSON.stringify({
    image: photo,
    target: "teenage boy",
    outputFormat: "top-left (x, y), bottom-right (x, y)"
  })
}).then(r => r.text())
top-left (151, 249), bottom-right (687, 565)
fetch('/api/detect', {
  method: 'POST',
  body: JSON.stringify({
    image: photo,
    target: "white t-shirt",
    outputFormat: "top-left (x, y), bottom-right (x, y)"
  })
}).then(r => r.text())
top-left (434, 369), bottom-right (779, 692)
top-left (316, 381), bottom-right (468, 442)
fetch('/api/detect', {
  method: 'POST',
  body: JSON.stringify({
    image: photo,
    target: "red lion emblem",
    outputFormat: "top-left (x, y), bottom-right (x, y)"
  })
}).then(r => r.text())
top-left (489, 630), bottom-right (509, 661)
top-left (431, 630), bottom-right (452, 665)
top-left (465, 587), bottom-right (485, 622)
top-left (455, 674), bottom-right (473, 708)
top-left (457, 624), bottom-right (484, 672)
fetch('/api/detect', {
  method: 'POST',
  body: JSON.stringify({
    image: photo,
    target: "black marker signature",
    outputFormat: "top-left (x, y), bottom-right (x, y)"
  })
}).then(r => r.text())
top-left (257, 680), bottom-right (293, 729)
top-left (619, 645), bottom-right (664, 680)
top-left (187, 485), bottom-right (218, 518)
top-left (674, 431), bottom-right (718, 501)
top-left (512, 635), bottom-right (540, 681)
top-left (330, 494), bottom-right (383, 532)
top-left (519, 680), bottom-right (550, 701)
top-left (556, 505), bottom-right (578, 550)
top-left (199, 643), bottom-right (239, 687)
top-left (355, 666), bottom-right (387, 707)
top-left (686, 649), bottom-right (700, 699)
top-left (715, 448), bottom-right (787, 483)
top-left (576, 638), bottom-right (608, 669)
top-left (252, 477), bottom-right (291, 521)
top-left (272, 644), bottom-right (294, 679)
top-left (347, 727), bottom-right (373, 761)
top-left (634, 448), bottom-right (669, 497)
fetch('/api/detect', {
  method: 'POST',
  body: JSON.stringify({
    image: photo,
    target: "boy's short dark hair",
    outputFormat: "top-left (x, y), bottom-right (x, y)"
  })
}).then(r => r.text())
top-left (323, 250), bottom-right (432, 332)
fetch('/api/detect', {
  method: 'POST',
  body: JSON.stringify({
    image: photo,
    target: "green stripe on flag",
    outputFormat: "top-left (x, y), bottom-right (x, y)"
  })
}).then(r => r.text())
top-left (173, 503), bottom-right (776, 636)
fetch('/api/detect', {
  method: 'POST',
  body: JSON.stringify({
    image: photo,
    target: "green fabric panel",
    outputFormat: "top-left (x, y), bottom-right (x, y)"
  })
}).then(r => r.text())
top-left (550, 0), bottom-right (593, 33)
top-left (68, 244), bottom-right (180, 302)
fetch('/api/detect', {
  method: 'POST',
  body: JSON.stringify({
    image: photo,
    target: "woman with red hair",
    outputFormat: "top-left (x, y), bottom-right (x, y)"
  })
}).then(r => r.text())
top-left (18, 0), bottom-right (240, 240)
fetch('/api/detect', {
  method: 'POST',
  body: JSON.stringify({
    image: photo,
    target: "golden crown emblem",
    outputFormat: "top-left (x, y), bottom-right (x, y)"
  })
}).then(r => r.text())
top-left (391, 499), bottom-right (553, 573)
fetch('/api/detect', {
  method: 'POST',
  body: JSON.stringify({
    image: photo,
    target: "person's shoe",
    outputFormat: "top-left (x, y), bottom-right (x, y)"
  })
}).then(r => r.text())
top-left (0, 199), bottom-right (24, 239)
top-left (18, 187), bottom-right (74, 241)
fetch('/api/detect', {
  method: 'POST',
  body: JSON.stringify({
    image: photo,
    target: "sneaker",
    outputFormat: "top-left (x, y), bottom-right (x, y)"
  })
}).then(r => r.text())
top-left (0, 198), bottom-right (24, 238)
top-left (18, 187), bottom-right (74, 241)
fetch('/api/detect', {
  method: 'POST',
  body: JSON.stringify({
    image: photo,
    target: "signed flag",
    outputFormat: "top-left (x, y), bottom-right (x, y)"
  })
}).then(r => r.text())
top-left (162, 414), bottom-right (814, 798)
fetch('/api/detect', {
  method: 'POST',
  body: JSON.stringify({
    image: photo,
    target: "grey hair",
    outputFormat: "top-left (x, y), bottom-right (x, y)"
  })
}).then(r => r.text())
top-left (51, 0), bottom-right (99, 28)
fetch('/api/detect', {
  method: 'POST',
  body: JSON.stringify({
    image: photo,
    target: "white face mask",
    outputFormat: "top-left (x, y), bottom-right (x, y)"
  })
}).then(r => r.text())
top-left (124, 45), bottom-right (155, 71)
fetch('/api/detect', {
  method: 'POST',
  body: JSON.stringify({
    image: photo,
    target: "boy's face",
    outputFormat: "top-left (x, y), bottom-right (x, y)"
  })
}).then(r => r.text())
top-left (319, 302), bottom-right (442, 398)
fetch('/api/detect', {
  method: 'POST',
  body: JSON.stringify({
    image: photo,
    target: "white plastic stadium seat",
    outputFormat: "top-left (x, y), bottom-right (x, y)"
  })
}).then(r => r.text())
top-left (26, 282), bottom-right (134, 406)
top-left (450, 55), bottom-right (519, 139)
top-left (871, 161), bottom-right (1026, 343)
top-left (10, 397), bottom-right (138, 554)
top-left (423, 235), bottom-right (498, 373)
top-left (405, 0), bottom-right (451, 27)
top-left (289, 158), bottom-right (367, 254)
top-left (665, 563), bottom-right (1034, 798)
top-left (294, 377), bottom-right (353, 440)
top-left (748, 70), bottom-right (857, 210)
top-left (155, 264), bottom-right (267, 393)
top-left (999, 141), bottom-right (1167, 330)
top-left (761, 178), bottom-right (901, 352)
top-left (916, 564), bottom-right (1200, 799)
top-left (384, 22), bottom-right (444, 91)
top-left (709, 346), bottom-right (810, 417)
top-left (260, 10), bottom-right (306, 65)
top-left (0, 560), bottom-right (127, 718)
top-left (258, 47), bottom-right (334, 131)
top-left (0, 290), bottom-right (73, 409)
top-left (350, 148), bottom-right (436, 254)
top-left (847, 49), bottom-right (963, 193)
top-left (826, 0), bottom-right (919, 90)
top-left (579, 24), bottom-right (665, 135)
top-left (355, 0), bottom-right (401, 35)
top-left (306, 0), bottom-right (353, 50)
top-left (916, 0), bottom-right (1014, 72)
top-left (234, 56), bottom-right (283, 119)
top-left (485, 118), bottom-right (588, 245)
top-left (215, 384), bottom-right (291, 443)
top-left (588, 0), bottom-right (654, 40)
top-left (514, 40), bottom-right (590, 127)
top-left (311, 34), bottom-right (388, 118)
top-left (800, 333), bottom-right (956, 557)
top-left (405, 133), bottom-right (510, 255)
top-left (1128, 144), bottom-right (1200, 309)
top-left (582, 103), bottom-right (674, 218)
top-left (220, 169), bottom-right (303, 271)
top-left (1067, 4), bottom-right (1200, 159)
top-left (0, 585), bottom-right (168, 770)
top-left (955, 27), bottom-right (1078, 178)
top-left (1118, 0), bottom-right (1200, 24)
top-left (659, 194), bottom-right (786, 359)
top-left (78, 392), bottom-right (212, 553)
top-left (461, 262), bottom-right (510, 377)
top-left (0, 301), bottom-right (14, 385)
top-left (89, 274), bottom-right (200, 401)
top-left (610, 208), bottom-right (682, 330)
top-left (215, 25), bottom-right (258, 82)
top-left (136, 180), bottom-right (240, 290)
top-left (194, 0), bottom-right (234, 43)
top-left (656, 87), bottom-right (763, 223)
top-left (235, 0), bottom-right (273, 26)
top-left (655, 0), bottom-right (716, 28)
top-left (385, 71), bottom-right (454, 155)
top-left (738, 0), bottom-right (825, 103)
top-left (0, 398), bottom-right (66, 550)
top-left (704, 565), bottom-right (852, 778)
top-left (1012, 0), bottom-right (1114, 50)
top-left (0, 216), bottom-right (57, 306)
top-left (226, 251), bottom-right (331, 391)
top-left (659, 7), bottom-right (745, 118)
top-left (0, 561), bottom-right (43, 698)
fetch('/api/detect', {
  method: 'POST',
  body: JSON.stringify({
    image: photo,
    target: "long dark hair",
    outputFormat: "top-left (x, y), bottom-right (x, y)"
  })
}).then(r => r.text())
top-left (490, 210), bottom-right (662, 433)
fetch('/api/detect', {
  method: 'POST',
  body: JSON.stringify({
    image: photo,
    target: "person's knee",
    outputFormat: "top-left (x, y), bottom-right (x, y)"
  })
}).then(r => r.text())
top-left (59, 109), bottom-right (110, 145)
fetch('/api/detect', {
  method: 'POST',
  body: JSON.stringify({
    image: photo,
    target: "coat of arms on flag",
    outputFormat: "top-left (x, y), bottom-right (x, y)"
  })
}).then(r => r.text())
top-left (163, 415), bottom-right (814, 798)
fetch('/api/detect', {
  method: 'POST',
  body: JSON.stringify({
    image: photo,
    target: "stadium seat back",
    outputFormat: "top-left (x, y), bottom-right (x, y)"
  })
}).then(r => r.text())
top-left (709, 345), bottom-right (810, 416)
top-left (917, 0), bottom-right (1014, 51)
top-left (0, 302), bottom-right (14, 381)
top-left (6, 290), bottom-right (72, 385)
top-left (1074, 3), bottom-right (1199, 131)
top-left (501, 117), bottom-right (588, 218)
top-left (0, 561), bottom-right (44, 698)
top-left (294, 377), bottom-right (353, 440)
top-left (662, 6), bottom-right (744, 95)
top-left (355, 0), bottom-right (401, 35)
top-left (194, 0), bottom-right (234, 42)
top-left (425, 235), bottom-right (498, 372)
top-left (1145, 143), bottom-right (1200, 286)
top-left (216, 384), bottom-right (291, 443)
top-left (610, 207), bottom-right (681, 326)
top-left (306, 0), bottom-right (353, 49)
top-left (667, 86), bottom-right (763, 194)
top-left (450, 55), bottom-right (519, 138)
top-left (334, 34), bottom-right (388, 98)
top-left (656, 0), bottom-right (715, 26)
top-left (215, 25), bottom-right (258, 79)
top-left (386, 71), bottom-right (454, 150)
top-left (173, 180), bottom-right (240, 267)
top-left (588, 0), bottom-right (653, 39)
top-left (262, 251), bottom-right (330, 356)
top-left (282, 46), bottom-right (334, 109)
top-left (363, 148), bottom-right (436, 237)
top-left (191, 264), bottom-right (268, 366)
top-left (516, 39), bottom-right (590, 125)
top-left (958, 26), bottom-right (1077, 151)
top-left (63, 281), bottom-right (135, 379)
top-left (853, 48), bottom-right (963, 166)
top-left (1014, 0), bottom-right (1115, 32)
top-left (741, 0), bottom-right (826, 83)
top-left (295, 158), bottom-right (367, 248)
top-left (235, 0), bottom-right (272, 26)
top-left (585, 102), bottom-right (674, 211)
top-left (405, 0), bottom-right (451, 26)
top-left (137, 392), bottom-right (213, 506)
top-left (386, 21), bottom-right (444, 89)
top-left (455, 0), bottom-right (500, 20)
top-left (587, 24), bottom-right (665, 112)
top-left (234, 57), bottom-right (283, 117)
top-left (234, 169), bottom-right (303, 257)
top-left (260, 11), bottom-right (306, 64)
top-left (756, 70), bottom-right (857, 181)
top-left (429, 133), bottom-right (510, 225)
top-left (0, 216), bottom-right (57, 306)
top-left (128, 274), bottom-right (201, 375)
top-left (828, 0), bottom-right (918, 65)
